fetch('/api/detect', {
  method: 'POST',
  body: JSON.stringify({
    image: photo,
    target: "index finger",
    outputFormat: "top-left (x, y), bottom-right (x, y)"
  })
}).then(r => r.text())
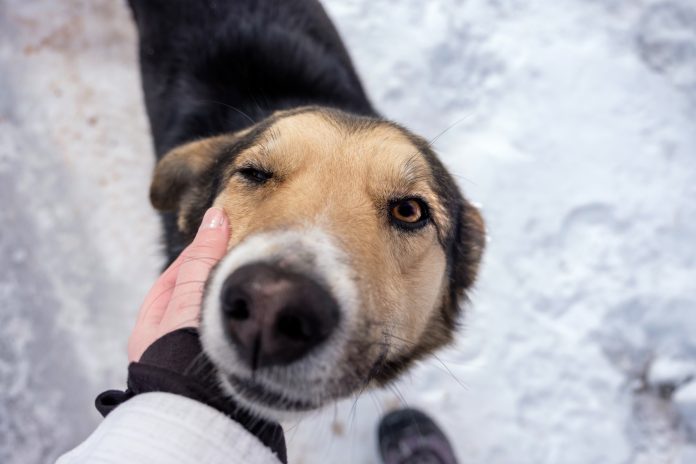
top-left (159, 207), bottom-right (230, 331)
top-left (135, 242), bottom-right (192, 327)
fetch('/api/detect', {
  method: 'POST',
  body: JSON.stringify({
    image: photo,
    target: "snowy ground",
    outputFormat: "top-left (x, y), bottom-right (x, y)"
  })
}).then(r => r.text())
top-left (1, 0), bottom-right (695, 463)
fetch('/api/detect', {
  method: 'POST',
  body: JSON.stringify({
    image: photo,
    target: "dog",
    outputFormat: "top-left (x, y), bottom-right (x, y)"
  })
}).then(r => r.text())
top-left (128, 0), bottom-right (485, 421)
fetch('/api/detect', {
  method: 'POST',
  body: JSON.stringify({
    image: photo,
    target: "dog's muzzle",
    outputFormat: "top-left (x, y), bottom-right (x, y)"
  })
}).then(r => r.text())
top-left (200, 228), bottom-right (358, 418)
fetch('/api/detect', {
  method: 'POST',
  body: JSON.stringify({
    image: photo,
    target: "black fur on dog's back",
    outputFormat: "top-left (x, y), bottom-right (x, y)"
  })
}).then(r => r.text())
top-left (128, 0), bottom-right (376, 157)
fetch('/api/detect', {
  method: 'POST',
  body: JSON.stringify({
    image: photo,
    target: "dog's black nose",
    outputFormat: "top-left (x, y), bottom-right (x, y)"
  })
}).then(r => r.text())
top-left (220, 263), bottom-right (340, 369)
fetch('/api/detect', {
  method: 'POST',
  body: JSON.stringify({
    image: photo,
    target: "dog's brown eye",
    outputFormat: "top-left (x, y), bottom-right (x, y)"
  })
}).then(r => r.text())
top-left (238, 166), bottom-right (272, 184)
top-left (389, 198), bottom-right (429, 230)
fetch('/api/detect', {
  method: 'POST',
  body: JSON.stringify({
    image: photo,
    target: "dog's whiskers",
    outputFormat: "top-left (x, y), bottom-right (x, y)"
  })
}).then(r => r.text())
top-left (195, 98), bottom-right (257, 125)
top-left (427, 113), bottom-right (473, 148)
top-left (379, 331), bottom-right (469, 392)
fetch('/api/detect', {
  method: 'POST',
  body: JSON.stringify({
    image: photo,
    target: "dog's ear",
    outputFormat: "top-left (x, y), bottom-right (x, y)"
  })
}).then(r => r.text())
top-left (150, 136), bottom-right (230, 211)
top-left (452, 201), bottom-right (486, 292)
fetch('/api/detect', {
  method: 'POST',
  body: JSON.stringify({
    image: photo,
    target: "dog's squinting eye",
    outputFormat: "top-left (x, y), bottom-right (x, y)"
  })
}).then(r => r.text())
top-left (389, 198), bottom-right (429, 230)
top-left (237, 166), bottom-right (272, 184)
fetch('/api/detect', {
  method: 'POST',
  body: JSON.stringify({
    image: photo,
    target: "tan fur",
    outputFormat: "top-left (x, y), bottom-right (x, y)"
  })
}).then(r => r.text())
top-left (151, 135), bottom-right (230, 212)
top-left (150, 128), bottom-right (253, 230)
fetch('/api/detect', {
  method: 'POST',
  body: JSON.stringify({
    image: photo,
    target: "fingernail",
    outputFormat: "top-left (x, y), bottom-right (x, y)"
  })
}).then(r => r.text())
top-left (200, 207), bottom-right (225, 229)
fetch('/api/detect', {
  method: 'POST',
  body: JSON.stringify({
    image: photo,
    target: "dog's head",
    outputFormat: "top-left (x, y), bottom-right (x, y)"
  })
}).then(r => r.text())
top-left (151, 107), bottom-right (485, 420)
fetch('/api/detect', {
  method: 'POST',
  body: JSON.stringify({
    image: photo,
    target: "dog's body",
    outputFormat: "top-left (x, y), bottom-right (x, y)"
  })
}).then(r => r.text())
top-left (129, 0), bottom-right (485, 420)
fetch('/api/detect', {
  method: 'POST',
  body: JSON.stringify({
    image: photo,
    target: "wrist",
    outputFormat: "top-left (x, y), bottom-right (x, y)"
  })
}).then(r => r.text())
top-left (95, 328), bottom-right (287, 463)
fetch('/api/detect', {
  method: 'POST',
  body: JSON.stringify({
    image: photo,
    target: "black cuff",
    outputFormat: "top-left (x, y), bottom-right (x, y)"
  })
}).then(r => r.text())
top-left (95, 328), bottom-right (287, 463)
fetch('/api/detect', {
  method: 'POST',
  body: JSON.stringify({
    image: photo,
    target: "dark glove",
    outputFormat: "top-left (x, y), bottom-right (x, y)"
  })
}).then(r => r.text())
top-left (95, 328), bottom-right (287, 463)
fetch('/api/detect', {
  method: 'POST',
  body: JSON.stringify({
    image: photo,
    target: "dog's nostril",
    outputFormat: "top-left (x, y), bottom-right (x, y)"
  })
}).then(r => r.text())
top-left (276, 311), bottom-right (313, 341)
top-left (225, 298), bottom-right (250, 320)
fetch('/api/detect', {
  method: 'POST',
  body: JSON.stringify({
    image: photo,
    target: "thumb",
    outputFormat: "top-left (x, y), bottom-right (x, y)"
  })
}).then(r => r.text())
top-left (159, 207), bottom-right (230, 332)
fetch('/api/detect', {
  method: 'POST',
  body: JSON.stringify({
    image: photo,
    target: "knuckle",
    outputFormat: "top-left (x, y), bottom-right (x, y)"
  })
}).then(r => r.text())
top-left (184, 241), bottom-right (219, 258)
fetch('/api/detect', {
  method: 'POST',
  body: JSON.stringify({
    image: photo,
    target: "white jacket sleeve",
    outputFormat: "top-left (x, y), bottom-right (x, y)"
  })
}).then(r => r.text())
top-left (57, 392), bottom-right (283, 464)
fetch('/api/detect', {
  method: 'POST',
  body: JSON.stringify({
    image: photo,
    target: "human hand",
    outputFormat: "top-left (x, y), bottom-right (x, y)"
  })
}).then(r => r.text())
top-left (127, 207), bottom-right (229, 362)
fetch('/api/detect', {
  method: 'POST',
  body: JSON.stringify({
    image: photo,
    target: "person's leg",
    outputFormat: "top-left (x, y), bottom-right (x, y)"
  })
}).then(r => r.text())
top-left (378, 408), bottom-right (459, 464)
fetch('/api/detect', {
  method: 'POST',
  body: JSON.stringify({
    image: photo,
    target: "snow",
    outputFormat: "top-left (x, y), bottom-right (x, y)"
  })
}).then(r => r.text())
top-left (649, 357), bottom-right (695, 390)
top-left (1, 0), bottom-right (695, 463)
top-left (675, 382), bottom-right (696, 432)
